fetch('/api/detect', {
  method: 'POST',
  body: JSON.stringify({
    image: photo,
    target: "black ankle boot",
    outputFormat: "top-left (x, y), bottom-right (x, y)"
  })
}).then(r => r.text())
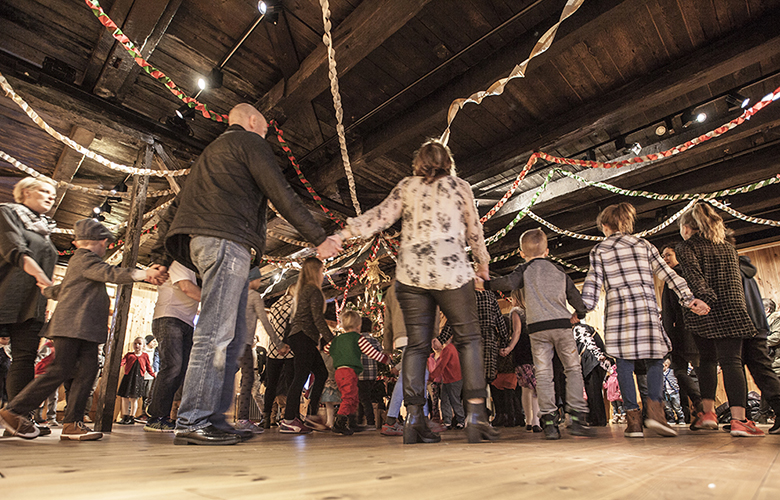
top-left (769, 399), bottom-right (780, 434)
top-left (466, 402), bottom-right (500, 443)
top-left (540, 413), bottom-right (561, 440)
top-left (332, 414), bottom-right (354, 435)
top-left (569, 411), bottom-right (593, 437)
top-left (403, 405), bottom-right (441, 444)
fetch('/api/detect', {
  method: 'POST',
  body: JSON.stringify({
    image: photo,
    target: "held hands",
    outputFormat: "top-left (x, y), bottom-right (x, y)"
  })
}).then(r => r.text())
top-left (278, 343), bottom-right (291, 356)
top-left (316, 235), bottom-right (343, 260)
top-left (570, 312), bottom-right (580, 325)
top-left (499, 347), bottom-right (510, 357)
top-left (475, 263), bottom-right (490, 282)
top-left (473, 276), bottom-right (485, 291)
top-left (145, 265), bottom-right (169, 285)
top-left (689, 298), bottom-right (710, 316)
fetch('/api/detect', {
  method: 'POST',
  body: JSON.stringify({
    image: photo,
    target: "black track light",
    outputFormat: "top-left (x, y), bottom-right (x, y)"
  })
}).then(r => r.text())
top-left (725, 92), bottom-right (750, 110)
top-left (175, 104), bottom-right (196, 120)
top-left (681, 108), bottom-right (707, 128)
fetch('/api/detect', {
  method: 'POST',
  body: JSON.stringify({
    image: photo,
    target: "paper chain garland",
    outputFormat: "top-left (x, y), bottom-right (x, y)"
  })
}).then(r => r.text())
top-left (0, 150), bottom-right (174, 199)
top-left (319, 0), bottom-right (361, 216)
top-left (0, 74), bottom-right (190, 178)
top-left (84, 0), bottom-right (229, 123)
top-left (440, 0), bottom-right (586, 145)
top-left (478, 84), bottom-right (780, 226)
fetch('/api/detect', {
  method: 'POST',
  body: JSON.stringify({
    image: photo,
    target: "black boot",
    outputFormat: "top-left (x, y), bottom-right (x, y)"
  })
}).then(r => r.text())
top-left (540, 413), bottom-right (560, 440)
top-left (403, 405), bottom-right (441, 444)
top-left (769, 399), bottom-right (780, 435)
top-left (332, 414), bottom-right (354, 435)
top-left (465, 402), bottom-right (500, 443)
top-left (568, 411), bottom-right (593, 437)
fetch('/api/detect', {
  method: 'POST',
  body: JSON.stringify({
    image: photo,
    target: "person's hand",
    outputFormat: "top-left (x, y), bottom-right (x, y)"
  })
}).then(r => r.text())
top-left (390, 367), bottom-right (400, 376)
top-left (570, 312), bottom-right (580, 325)
top-left (278, 343), bottom-right (291, 356)
top-left (473, 276), bottom-right (485, 290)
top-left (499, 347), bottom-right (510, 357)
top-left (316, 235), bottom-right (342, 259)
top-left (690, 298), bottom-right (710, 316)
top-left (145, 266), bottom-right (169, 285)
top-left (37, 282), bottom-right (49, 294)
top-left (475, 263), bottom-right (490, 282)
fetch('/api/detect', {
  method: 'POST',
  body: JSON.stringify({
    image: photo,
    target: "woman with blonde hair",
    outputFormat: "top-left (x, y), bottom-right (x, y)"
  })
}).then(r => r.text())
top-left (279, 257), bottom-right (333, 434)
top-left (0, 177), bottom-right (58, 431)
top-left (581, 203), bottom-right (709, 439)
top-left (676, 202), bottom-right (765, 436)
top-left (331, 139), bottom-right (496, 444)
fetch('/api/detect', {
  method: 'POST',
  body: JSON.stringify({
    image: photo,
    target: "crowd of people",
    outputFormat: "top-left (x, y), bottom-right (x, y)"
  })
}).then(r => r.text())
top-left (1, 103), bottom-right (779, 448)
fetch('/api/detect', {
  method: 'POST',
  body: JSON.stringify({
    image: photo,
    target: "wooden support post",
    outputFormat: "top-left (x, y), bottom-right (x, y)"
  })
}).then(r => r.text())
top-left (95, 145), bottom-right (151, 432)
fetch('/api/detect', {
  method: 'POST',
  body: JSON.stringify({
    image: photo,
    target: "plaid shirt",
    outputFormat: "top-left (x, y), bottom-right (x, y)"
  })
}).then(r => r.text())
top-left (582, 233), bottom-right (694, 360)
top-left (267, 295), bottom-right (294, 360)
top-left (358, 334), bottom-right (383, 380)
top-left (439, 289), bottom-right (509, 381)
top-left (675, 233), bottom-right (757, 339)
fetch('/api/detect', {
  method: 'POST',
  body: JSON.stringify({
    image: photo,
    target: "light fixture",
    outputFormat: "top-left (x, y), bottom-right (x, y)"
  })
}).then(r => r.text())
top-left (175, 104), bottom-right (196, 120)
top-left (197, 77), bottom-right (207, 91)
top-left (92, 206), bottom-right (101, 215)
top-left (725, 92), bottom-right (750, 110)
top-left (681, 108), bottom-right (706, 128)
top-left (655, 117), bottom-right (673, 136)
top-left (100, 201), bottom-right (112, 215)
top-left (586, 149), bottom-right (596, 162)
top-left (258, 1), bottom-right (267, 13)
top-left (258, 0), bottom-right (281, 23)
top-left (630, 142), bottom-right (642, 155)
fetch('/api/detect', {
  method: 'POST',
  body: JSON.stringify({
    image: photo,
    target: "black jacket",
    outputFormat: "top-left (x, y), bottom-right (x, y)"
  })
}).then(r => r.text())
top-left (740, 256), bottom-right (770, 339)
top-left (151, 125), bottom-right (327, 268)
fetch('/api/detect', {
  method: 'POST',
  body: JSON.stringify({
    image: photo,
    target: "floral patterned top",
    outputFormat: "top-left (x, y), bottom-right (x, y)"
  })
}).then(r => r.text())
top-left (346, 175), bottom-right (489, 290)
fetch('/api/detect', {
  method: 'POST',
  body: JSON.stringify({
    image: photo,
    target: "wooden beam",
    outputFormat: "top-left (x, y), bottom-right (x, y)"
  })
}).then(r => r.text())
top-left (93, 0), bottom-right (181, 100)
top-left (49, 126), bottom-right (96, 216)
top-left (266, 10), bottom-right (301, 83)
top-left (152, 142), bottom-right (183, 194)
top-left (95, 146), bottom-right (150, 433)
top-left (255, 0), bottom-right (435, 121)
top-left (461, 7), bottom-right (780, 188)
top-left (80, 0), bottom-right (136, 88)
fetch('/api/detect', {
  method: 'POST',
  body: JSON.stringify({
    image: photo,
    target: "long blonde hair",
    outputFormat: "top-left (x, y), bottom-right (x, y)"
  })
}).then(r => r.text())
top-left (679, 202), bottom-right (726, 244)
top-left (294, 257), bottom-right (326, 313)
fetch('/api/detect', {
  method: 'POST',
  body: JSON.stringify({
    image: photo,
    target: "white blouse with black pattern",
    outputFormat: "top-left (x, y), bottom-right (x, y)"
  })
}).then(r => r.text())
top-left (346, 175), bottom-right (489, 291)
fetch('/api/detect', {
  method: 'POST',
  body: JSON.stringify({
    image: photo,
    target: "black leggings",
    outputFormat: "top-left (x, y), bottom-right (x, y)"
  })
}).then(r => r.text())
top-left (3, 320), bottom-right (44, 400)
top-left (693, 335), bottom-right (746, 408)
top-left (284, 332), bottom-right (328, 420)
top-left (263, 357), bottom-right (294, 416)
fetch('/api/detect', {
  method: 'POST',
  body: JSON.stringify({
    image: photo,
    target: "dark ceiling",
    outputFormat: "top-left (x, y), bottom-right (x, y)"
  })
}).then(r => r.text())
top-left (1, 0), bottom-right (779, 298)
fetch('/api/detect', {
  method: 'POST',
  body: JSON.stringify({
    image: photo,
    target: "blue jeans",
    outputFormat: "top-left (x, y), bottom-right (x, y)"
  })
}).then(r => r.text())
top-left (386, 349), bottom-right (429, 418)
top-left (616, 358), bottom-right (664, 411)
top-left (147, 317), bottom-right (194, 419)
top-left (176, 236), bottom-right (250, 432)
top-left (440, 379), bottom-right (465, 425)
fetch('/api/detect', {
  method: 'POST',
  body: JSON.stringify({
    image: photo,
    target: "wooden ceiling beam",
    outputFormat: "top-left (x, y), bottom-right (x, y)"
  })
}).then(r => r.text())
top-left (49, 126), bottom-right (96, 217)
top-left (91, 0), bottom-right (182, 100)
top-left (460, 7), bottom-right (780, 189)
top-left (255, 0), bottom-right (435, 122)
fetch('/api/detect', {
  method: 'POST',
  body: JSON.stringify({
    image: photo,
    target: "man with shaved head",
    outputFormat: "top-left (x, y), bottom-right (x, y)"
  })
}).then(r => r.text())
top-left (151, 103), bottom-right (342, 445)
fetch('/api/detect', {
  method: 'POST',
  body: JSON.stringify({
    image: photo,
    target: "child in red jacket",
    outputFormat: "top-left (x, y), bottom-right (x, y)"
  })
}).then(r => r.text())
top-left (430, 338), bottom-right (464, 429)
top-left (117, 336), bottom-right (156, 424)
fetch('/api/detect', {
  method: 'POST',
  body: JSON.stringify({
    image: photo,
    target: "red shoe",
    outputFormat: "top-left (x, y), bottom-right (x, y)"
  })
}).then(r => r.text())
top-left (690, 411), bottom-right (718, 431)
top-left (730, 419), bottom-right (765, 437)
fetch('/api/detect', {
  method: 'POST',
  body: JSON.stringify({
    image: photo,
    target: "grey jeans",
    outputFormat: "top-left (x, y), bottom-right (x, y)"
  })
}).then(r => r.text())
top-left (529, 328), bottom-right (588, 417)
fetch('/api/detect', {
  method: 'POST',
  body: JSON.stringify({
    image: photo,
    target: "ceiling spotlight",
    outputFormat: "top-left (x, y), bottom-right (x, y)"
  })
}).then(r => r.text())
top-left (681, 108), bottom-right (706, 128)
top-left (99, 201), bottom-right (112, 215)
top-left (630, 142), bottom-right (642, 156)
top-left (655, 117), bottom-right (673, 136)
top-left (197, 77), bottom-right (207, 90)
top-left (258, 1), bottom-right (267, 13)
top-left (175, 104), bottom-right (196, 120)
top-left (655, 124), bottom-right (667, 136)
top-left (725, 92), bottom-right (750, 110)
top-left (93, 206), bottom-right (101, 215)
top-left (259, 0), bottom-right (281, 23)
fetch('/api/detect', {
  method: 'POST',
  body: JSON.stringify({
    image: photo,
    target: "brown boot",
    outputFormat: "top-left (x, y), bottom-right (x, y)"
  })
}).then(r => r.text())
top-left (624, 408), bottom-right (644, 438)
top-left (644, 400), bottom-right (677, 437)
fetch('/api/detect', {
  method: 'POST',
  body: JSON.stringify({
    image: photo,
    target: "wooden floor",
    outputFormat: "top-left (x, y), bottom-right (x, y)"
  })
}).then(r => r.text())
top-left (1, 422), bottom-right (779, 499)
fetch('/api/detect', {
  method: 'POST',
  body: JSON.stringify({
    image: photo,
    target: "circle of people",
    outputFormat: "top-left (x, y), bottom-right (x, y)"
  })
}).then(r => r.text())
top-left (1, 103), bottom-right (779, 445)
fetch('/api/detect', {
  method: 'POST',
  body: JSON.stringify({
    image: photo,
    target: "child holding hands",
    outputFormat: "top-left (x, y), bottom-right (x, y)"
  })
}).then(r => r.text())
top-left (323, 310), bottom-right (390, 435)
top-left (0, 219), bottom-right (166, 440)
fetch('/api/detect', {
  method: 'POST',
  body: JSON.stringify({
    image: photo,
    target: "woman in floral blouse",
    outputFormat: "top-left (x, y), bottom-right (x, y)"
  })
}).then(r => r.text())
top-left (333, 139), bottom-right (496, 444)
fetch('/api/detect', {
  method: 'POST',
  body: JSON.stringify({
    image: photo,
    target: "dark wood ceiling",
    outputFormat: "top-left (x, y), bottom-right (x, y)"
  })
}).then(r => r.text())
top-left (1, 0), bottom-right (779, 298)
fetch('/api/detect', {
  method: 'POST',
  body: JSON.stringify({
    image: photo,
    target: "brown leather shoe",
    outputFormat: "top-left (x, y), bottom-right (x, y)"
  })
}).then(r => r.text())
top-left (644, 400), bottom-right (677, 437)
top-left (624, 408), bottom-right (644, 438)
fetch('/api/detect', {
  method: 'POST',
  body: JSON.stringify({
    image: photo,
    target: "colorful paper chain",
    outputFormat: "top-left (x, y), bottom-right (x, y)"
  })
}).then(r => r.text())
top-left (0, 150), bottom-right (174, 199)
top-left (0, 73), bottom-right (190, 177)
top-left (440, 0), bottom-right (586, 145)
top-left (478, 84), bottom-right (780, 226)
top-left (84, 0), bottom-right (229, 123)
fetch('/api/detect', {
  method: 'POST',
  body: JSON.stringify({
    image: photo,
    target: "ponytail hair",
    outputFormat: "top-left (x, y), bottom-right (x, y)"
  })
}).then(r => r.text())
top-left (679, 202), bottom-right (725, 244)
top-left (412, 139), bottom-right (456, 183)
top-left (596, 202), bottom-right (636, 234)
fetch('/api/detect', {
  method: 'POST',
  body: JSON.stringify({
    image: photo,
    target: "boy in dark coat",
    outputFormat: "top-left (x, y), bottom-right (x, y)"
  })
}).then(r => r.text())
top-left (0, 219), bottom-right (166, 440)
